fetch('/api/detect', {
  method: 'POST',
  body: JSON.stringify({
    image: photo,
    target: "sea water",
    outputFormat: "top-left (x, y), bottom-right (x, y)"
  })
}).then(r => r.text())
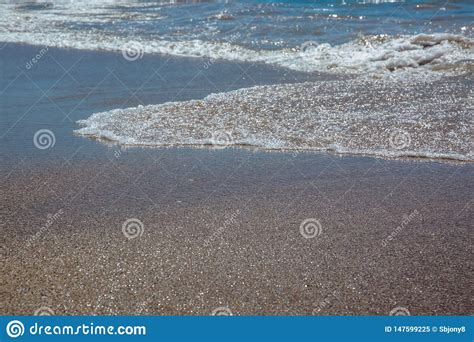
top-left (2, 0), bottom-right (472, 160)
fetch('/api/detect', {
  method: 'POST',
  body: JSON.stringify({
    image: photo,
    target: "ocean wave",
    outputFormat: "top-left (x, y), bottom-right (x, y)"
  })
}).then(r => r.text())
top-left (75, 77), bottom-right (473, 161)
top-left (0, 0), bottom-right (472, 77)
top-left (1, 27), bottom-right (473, 77)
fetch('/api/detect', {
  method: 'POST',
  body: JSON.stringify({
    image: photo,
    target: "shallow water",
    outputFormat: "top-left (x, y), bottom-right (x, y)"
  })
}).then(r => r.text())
top-left (0, 43), bottom-right (320, 165)
top-left (1, 1), bottom-right (473, 162)
top-left (75, 75), bottom-right (473, 161)
top-left (0, 0), bottom-right (473, 76)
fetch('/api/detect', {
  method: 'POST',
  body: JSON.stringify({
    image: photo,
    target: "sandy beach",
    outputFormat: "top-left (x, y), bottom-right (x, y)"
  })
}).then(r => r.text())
top-left (0, 0), bottom-right (473, 319)
top-left (1, 147), bottom-right (472, 315)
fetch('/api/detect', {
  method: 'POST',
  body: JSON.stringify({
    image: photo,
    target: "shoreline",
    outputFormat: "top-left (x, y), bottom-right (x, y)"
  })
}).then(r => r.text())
top-left (1, 42), bottom-right (472, 316)
top-left (70, 140), bottom-right (474, 164)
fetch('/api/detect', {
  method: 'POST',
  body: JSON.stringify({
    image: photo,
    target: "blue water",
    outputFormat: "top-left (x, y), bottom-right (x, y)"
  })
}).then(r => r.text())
top-left (34, 0), bottom-right (474, 42)
top-left (1, 0), bottom-right (472, 76)
top-left (0, 0), bottom-right (472, 161)
top-left (96, 0), bottom-right (473, 47)
top-left (2, 0), bottom-right (473, 49)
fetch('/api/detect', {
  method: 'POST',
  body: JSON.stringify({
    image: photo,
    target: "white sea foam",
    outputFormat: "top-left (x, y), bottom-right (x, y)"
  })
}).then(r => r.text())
top-left (1, 30), bottom-right (472, 77)
top-left (3, 2), bottom-right (472, 160)
top-left (75, 77), bottom-right (473, 161)
top-left (0, 3), bottom-right (472, 77)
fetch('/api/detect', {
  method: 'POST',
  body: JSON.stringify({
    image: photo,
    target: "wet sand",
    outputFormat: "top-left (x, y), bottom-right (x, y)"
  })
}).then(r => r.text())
top-left (0, 44), bottom-right (472, 316)
top-left (1, 149), bottom-right (472, 315)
